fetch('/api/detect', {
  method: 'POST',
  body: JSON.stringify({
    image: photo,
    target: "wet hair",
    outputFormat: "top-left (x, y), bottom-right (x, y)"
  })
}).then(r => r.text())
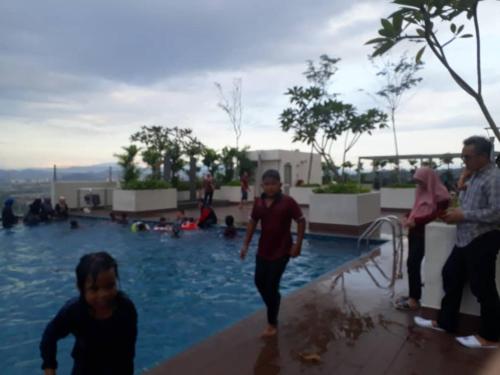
top-left (137, 222), bottom-right (147, 231)
top-left (463, 136), bottom-right (492, 157)
top-left (76, 252), bottom-right (118, 295)
top-left (225, 215), bottom-right (234, 227)
top-left (70, 220), bottom-right (79, 229)
top-left (262, 169), bottom-right (280, 182)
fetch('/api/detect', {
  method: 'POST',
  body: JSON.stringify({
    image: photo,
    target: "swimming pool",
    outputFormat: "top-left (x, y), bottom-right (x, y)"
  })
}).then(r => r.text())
top-left (0, 219), bottom-right (384, 374)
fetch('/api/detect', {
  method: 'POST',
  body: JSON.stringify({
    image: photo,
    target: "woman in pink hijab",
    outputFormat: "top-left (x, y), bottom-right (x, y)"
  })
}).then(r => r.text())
top-left (395, 167), bottom-right (450, 310)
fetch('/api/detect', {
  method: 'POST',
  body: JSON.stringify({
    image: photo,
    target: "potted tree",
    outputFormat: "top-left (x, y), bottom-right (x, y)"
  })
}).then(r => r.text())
top-left (112, 143), bottom-right (177, 213)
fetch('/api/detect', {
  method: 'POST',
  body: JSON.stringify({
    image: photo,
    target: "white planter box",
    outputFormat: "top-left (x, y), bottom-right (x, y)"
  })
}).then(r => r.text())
top-left (380, 187), bottom-right (416, 210)
top-left (422, 222), bottom-right (500, 316)
top-left (309, 192), bottom-right (381, 226)
top-left (289, 187), bottom-right (315, 205)
top-left (112, 189), bottom-right (177, 212)
top-left (218, 186), bottom-right (254, 203)
top-left (177, 190), bottom-right (190, 201)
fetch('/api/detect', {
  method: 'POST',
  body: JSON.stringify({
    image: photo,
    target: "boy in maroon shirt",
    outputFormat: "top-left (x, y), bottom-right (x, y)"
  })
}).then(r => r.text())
top-left (240, 169), bottom-right (306, 338)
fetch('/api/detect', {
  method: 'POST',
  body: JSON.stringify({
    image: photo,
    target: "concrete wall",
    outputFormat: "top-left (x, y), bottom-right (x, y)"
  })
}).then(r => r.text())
top-left (218, 186), bottom-right (255, 203)
top-left (289, 187), bottom-right (315, 205)
top-left (51, 181), bottom-right (118, 209)
top-left (422, 222), bottom-right (500, 316)
top-left (309, 192), bottom-right (381, 226)
top-left (380, 188), bottom-right (416, 210)
top-left (112, 189), bottom-right (177, 212)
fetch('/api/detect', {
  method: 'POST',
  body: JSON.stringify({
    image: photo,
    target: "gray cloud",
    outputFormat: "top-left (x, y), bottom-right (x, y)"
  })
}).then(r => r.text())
top-left (1, 0), bottom-right (364, 85)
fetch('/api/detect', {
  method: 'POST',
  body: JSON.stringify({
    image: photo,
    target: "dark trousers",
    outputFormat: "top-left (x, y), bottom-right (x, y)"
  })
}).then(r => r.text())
top-left (203, 191), bottom-right (213, 206)
top-left (407, 229), bottom-right (425, 301)
top-left (437, 230), bottom-right (500, 341)
top-left (255, 255), bottom-right (289, 326)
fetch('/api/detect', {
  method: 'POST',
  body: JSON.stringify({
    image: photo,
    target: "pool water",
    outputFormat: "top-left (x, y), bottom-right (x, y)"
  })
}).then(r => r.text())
top-left (0, 219), bottom-right (383, 374)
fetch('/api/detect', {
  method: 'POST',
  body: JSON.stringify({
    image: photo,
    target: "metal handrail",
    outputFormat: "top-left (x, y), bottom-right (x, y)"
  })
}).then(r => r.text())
top-left (357, 215), bottom-right (404, 289)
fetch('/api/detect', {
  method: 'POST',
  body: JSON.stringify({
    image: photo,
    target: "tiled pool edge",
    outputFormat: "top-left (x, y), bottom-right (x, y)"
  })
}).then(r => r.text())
top-left (143, 245), bottom-right (383, 374)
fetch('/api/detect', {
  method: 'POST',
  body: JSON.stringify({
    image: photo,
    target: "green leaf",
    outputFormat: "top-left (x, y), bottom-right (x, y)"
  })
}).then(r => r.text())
top-left (416, 28), bottom-right (426, 37)
top-left (393, 13), bottom-right (403, 32)
top-left (365, 37), bottom-right (388, 45)
top-left (415, 46), bottom-right (426, 64)
top-left (381, 18), bottom-right (394, 34)
top-left (460, 33), bottom-right (473, 38)
top-left (392, 0), bottom-right (422, 9)
top-left (450, 23), bottom-right (456, 33)
top-left (457, 25), bottom-right (464, 34)
top-left (372, 40), bottom-right (396, 57)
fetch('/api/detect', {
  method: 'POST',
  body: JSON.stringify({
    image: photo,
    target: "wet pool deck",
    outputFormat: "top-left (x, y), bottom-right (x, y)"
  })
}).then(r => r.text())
top-left (77, 204), bottom-right (496, 374)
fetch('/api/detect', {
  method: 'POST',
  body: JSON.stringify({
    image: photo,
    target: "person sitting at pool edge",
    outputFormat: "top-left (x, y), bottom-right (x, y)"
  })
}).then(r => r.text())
top-left (2, 198), bottom-right (18, 229)
top-left (40, 198), bottom-right (55, 222)
top-left (24, 198), bottom-right (42, 226)
top-left (40, 251), bottom-right (137, 375)
top-left (54, 196), bottom-right (69, 220)
top-left (223, 215), bottom-right (237, 238)
top-left (197, 199), bottom-right (217, 229)
top-left (240, 169), bottom-right (306, 338)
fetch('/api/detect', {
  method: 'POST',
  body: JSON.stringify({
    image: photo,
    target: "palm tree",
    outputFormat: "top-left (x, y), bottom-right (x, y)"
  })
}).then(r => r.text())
top-left (114, 145), bottom-right (141, 185)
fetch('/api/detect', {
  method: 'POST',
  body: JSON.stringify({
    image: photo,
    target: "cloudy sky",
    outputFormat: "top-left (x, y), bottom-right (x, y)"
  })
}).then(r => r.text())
top-left (1, 0), bottom-right (499, 169)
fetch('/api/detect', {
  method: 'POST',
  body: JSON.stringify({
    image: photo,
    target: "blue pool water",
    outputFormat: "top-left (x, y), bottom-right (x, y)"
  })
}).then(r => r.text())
top-left (0, 219), bottom-right (383, 374)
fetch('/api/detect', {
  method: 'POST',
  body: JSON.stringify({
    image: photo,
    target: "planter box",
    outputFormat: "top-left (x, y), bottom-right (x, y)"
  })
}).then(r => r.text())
top-left (112, 189), bottom-right (177, 212)
top-left (289, 187), bottom-right (315, 206)
top-left (422, 222), bottom-right (500, 316)
top-left (308, 192), bottom-right (381, 235)
top-left (177, 190), bottom-right (190, 201)
top-left (218, 186), bottom-right (254, 203)
top-left (380, 187), bottom-right (416, 210)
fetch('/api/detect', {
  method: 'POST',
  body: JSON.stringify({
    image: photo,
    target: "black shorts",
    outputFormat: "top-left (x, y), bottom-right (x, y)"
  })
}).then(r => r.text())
top-left (241, 189), bottom-right (248, 201)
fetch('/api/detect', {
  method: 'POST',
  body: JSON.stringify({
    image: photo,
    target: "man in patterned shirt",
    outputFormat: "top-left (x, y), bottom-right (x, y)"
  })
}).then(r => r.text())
top-left (414, 136), bottom-right (500, 348)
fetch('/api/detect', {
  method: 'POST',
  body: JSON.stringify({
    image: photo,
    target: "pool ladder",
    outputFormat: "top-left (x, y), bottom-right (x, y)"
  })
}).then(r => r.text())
top-left (357, 215), bottom-right (404, 289)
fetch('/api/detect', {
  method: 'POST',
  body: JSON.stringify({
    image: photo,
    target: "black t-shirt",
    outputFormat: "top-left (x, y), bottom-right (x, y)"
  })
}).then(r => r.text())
top-left (40, 292), bottom-right (137, 375)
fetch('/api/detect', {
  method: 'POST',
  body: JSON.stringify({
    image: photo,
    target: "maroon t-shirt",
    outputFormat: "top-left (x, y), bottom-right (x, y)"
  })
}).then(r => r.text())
top-left (250, 193), bottom-right (304, 260)
top-left (240, 175), bottom-right (249, 191)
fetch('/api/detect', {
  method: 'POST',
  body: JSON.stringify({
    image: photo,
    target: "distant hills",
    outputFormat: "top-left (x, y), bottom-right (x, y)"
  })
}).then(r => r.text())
top-left (0, 163), bottom-right (121, 183)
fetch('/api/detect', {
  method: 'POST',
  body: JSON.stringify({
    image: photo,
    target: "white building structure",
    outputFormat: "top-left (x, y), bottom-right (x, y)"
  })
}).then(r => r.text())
top-left (247, 150), bottom-right (322, 196)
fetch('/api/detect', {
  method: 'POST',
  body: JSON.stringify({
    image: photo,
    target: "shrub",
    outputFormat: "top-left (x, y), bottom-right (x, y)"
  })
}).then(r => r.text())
top-left (122, 179), bottom-right (172, 190)
top-left (386, 183), bottom-right (416, 189)
top-left (173, 179), bottom-right (203, 191)
top-left (313, 183), bottom-right (370, 194)
top-left (222, 180), bottom-right (241, 187)
top-left (296, 183), bottom-right (320, 188)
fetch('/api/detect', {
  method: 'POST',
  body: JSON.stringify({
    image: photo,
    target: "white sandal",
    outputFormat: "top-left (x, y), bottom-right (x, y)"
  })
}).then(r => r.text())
top-left (413, 316), bottom-right (444, 332)
top-left (456, 335), bottom-right (498, 349)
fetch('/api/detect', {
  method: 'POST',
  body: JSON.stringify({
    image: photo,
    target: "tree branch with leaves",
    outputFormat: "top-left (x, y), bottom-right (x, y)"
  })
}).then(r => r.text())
top-left (280, 55), bottom-right (388, 181)
top-left (366, 0), bottom-right (500, 141)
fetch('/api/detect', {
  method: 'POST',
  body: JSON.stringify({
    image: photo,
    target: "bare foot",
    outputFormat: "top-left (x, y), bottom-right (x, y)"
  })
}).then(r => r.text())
top-left (260, 325), bottom-right (278, 338)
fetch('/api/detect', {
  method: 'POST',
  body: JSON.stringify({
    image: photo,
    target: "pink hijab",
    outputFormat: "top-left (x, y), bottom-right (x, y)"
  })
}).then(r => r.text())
top-left (408, 167), bottom-right (450, 221)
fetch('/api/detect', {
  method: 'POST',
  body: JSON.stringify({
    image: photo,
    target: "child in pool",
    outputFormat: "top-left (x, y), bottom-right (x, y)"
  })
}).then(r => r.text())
top-left (40, 252), bottom-right (137, 375)
top-left (223, 215), bottom-right (237, 238)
